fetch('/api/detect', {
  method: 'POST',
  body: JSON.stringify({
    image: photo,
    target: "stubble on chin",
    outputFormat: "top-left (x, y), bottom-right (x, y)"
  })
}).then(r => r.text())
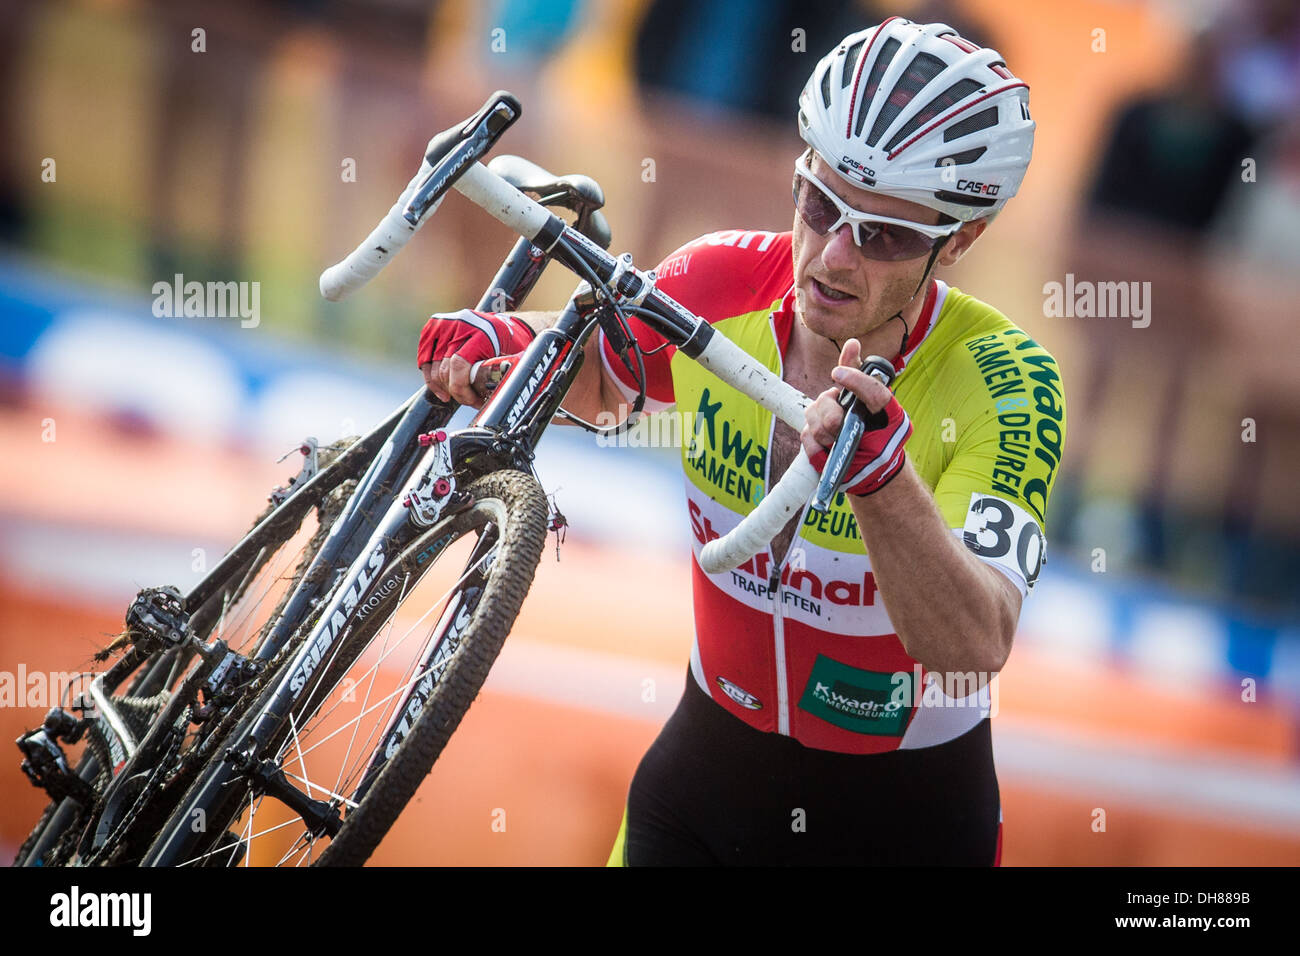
top-left (791, 229), bottom-right (917, 345)
top-left (795, 282), bottom-right (884, 345)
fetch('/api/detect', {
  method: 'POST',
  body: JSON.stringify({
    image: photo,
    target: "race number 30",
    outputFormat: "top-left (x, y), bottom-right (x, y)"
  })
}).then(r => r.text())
top-left (962, 493), bottom-right (1045, 588)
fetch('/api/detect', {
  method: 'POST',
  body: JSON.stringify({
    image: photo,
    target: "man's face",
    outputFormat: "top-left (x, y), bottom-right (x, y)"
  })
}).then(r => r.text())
top-left (791, 152), bottom-right (952, 344)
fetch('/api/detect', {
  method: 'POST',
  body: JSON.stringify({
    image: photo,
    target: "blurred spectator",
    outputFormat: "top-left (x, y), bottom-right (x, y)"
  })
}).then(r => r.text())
top-left (491, 0), bottom-right (584, 69)
top-left (314, 0), bottom-right (439, 344)
top-left (633, 0), bottom-right (866, 119)
top-left (1214, 0), bottom-right (1300, 135)
top-left (0, 0), bottom-right (37, 246)
top-left (632, 1), bottom-right (996, 121)
top-left (1212, 117), bottom-right (1300, 270)
top-left (146, 0), bottom-right (293, 282)
top-left (1208, 118), bottom-right (1300, 610)
top-left (1056, 29), bottom-right (1258, 584)
top-left (1086, 31), bottom-right (1255, 233)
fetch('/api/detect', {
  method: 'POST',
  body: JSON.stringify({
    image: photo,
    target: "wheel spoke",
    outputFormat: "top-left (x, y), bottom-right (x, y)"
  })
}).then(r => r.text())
top-left (277, 829), bottom-right (313, 867)
top-left (334, 571), bottom-right (413, 797)
top-left (288, 710), bottom-right (310, 804)
top-left (217, 545), bottom-right (267, 644)
top-left (291, 544), bottom-right (488, 747)
top-left (221, 534), bottom-right (314, 652)
top-left (286, 545), bottom-right (494, 788)
top-left (160, 482), bottom-right (536, 868)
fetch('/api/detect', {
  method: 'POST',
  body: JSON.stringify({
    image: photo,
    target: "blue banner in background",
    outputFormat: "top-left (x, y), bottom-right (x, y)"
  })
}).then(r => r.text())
top-left (0, 252), bottom-right (687, 555)
top-left (1, 253), bottom-right (1296, 698)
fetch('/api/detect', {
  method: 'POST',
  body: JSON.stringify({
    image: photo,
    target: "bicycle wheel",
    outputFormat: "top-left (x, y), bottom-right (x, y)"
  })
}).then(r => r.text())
top-left (13, 438), bottom-right (360, 867)
top-left (152, 469), bottom-right (548, 867)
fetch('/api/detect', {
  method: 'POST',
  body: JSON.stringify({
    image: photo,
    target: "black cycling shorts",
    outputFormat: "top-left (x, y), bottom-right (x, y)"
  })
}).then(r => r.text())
top-left (615, 670), bottom-right (1001, 866)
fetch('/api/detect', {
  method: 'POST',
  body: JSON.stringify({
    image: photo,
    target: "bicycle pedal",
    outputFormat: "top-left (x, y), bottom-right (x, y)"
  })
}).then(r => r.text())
top-left (124, 586), bottom-right (190, 654)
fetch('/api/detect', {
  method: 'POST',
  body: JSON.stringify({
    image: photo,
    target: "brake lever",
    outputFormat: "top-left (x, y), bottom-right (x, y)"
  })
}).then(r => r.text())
top-left (809, 355), bottom-right (897, 513)
top-left (402, 92), bottom-right (521, 225)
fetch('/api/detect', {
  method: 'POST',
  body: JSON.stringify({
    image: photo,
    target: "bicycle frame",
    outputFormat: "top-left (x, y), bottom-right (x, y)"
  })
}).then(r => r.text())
top-left (137, 225), bottom-right (606, 867)
top-left (50, 221), bottom-right (577, 867)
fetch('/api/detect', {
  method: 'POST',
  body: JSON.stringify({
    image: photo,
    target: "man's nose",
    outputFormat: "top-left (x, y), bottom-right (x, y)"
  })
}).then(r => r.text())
top-left (821, 222), bottom-right (861, 269)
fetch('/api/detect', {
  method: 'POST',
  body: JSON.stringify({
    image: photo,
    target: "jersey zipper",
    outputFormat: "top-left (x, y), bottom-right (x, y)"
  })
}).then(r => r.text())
top-left (767, 561), bottom-right (789, 735)
top-left (764, 290), bottom-right (809, 738)
top-left (768, 494), bottom-right (815, 737)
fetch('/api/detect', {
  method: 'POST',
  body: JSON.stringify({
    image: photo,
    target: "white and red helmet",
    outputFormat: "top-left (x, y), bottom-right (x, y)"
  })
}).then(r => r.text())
top-left (798, 17), bottom-right (1035, 221)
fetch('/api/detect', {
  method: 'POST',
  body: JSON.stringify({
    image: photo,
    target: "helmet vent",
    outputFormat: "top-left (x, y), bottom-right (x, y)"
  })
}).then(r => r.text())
top-left (934, 147), bottom-right (987, 167)
top-left (841, 38), bottom-right (865, 88)
top-left (943, 106), bottom-right (999, 142)
top-left (935, 189), bottom-right (996, 207)
top-left (866, 52), bottom-right (948, 146)
top-left (820, 66), bottom-right (832, 108)
top-left (854, 38), bottom-right (901, 137)
top-left (885, 78), bottom-right (983, 152)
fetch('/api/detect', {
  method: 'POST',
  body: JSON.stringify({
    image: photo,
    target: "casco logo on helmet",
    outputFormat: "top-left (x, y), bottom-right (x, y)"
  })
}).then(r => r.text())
top-left (956, 180), bottom-right (1001, 196)
top-left (839, 155), bottom-right (876, 179)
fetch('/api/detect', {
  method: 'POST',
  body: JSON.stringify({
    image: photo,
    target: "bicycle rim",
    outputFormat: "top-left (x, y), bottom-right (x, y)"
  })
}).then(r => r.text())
top-left (19, 444), bottom-right (360, 867)
top-left (171, 470), bottom-right (548, 867)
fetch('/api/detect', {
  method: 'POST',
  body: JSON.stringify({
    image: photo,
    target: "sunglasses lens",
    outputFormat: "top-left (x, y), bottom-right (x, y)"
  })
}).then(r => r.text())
top-left (858, 223), bottom-right (940, 261)
top-left (795, 179), bottom-right (841, 236)
top-left (795, 169), bottom-right (944, 261)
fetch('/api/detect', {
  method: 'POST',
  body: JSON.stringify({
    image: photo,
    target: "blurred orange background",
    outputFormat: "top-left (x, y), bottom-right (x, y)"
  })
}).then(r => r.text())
top-left (2, 0), bottom-right (1298, 865)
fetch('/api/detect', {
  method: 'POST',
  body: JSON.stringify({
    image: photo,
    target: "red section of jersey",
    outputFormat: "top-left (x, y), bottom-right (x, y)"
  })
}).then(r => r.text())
top-left (690, 561), bottom-right (778, 733)
top-left (780, 614), bottom-right (925, 754)
top-left (896, 280), bottom-right (938, 372)
top-left (691, 545), bottom-right (942, 755)
top-left (599, 231), bottom-right (795, 406)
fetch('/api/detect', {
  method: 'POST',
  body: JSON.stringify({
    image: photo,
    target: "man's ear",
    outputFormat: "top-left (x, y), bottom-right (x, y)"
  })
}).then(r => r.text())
top-left (938, 217), bottom-right (989, 267)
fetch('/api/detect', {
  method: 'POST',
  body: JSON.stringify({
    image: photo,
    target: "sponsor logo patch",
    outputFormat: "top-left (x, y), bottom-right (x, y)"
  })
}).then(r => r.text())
top-left (797, 655), bottom-right (910, 736)
top-left (715, 675), bottom-right (762, 710)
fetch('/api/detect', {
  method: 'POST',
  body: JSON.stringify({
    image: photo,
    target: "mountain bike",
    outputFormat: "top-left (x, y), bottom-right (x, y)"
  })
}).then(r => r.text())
top-left (14, 91), bottom-right (873, 866)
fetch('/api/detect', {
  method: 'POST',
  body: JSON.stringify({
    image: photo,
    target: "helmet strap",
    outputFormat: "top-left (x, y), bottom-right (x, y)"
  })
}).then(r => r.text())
top-left (825, 234), bottom-right (952, 365)
top-left (891, 235), bottom-right (951, 361)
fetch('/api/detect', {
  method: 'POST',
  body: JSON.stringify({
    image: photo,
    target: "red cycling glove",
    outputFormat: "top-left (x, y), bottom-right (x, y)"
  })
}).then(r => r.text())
top-left (416, 308), bottom-right (535, 368)
top-left (808, 394), bottom-right (913, 497)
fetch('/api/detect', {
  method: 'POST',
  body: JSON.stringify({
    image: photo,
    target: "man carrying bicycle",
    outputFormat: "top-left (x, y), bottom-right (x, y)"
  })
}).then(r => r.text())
top-left (419, 18), bottom-right (1062, 865)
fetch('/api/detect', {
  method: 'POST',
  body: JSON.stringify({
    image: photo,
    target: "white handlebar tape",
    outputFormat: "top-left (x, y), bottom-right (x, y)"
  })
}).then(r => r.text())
top-left (452, 163), bottom-right (553, 242)
top-left (695, 332), bottom-right (808, 431)
top-left (690, 331), bottom-right (819, 573)
top-left (699, 453), bottom-right (821, 574)
top-left (320, 158), bottom-right (545, 302)
top-left (320, 169), bottom-right (435, 301)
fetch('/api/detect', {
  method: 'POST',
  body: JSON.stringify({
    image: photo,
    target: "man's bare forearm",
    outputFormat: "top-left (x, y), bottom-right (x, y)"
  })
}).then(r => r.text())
top-left (849, 461), bottom-right (1020, 677)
